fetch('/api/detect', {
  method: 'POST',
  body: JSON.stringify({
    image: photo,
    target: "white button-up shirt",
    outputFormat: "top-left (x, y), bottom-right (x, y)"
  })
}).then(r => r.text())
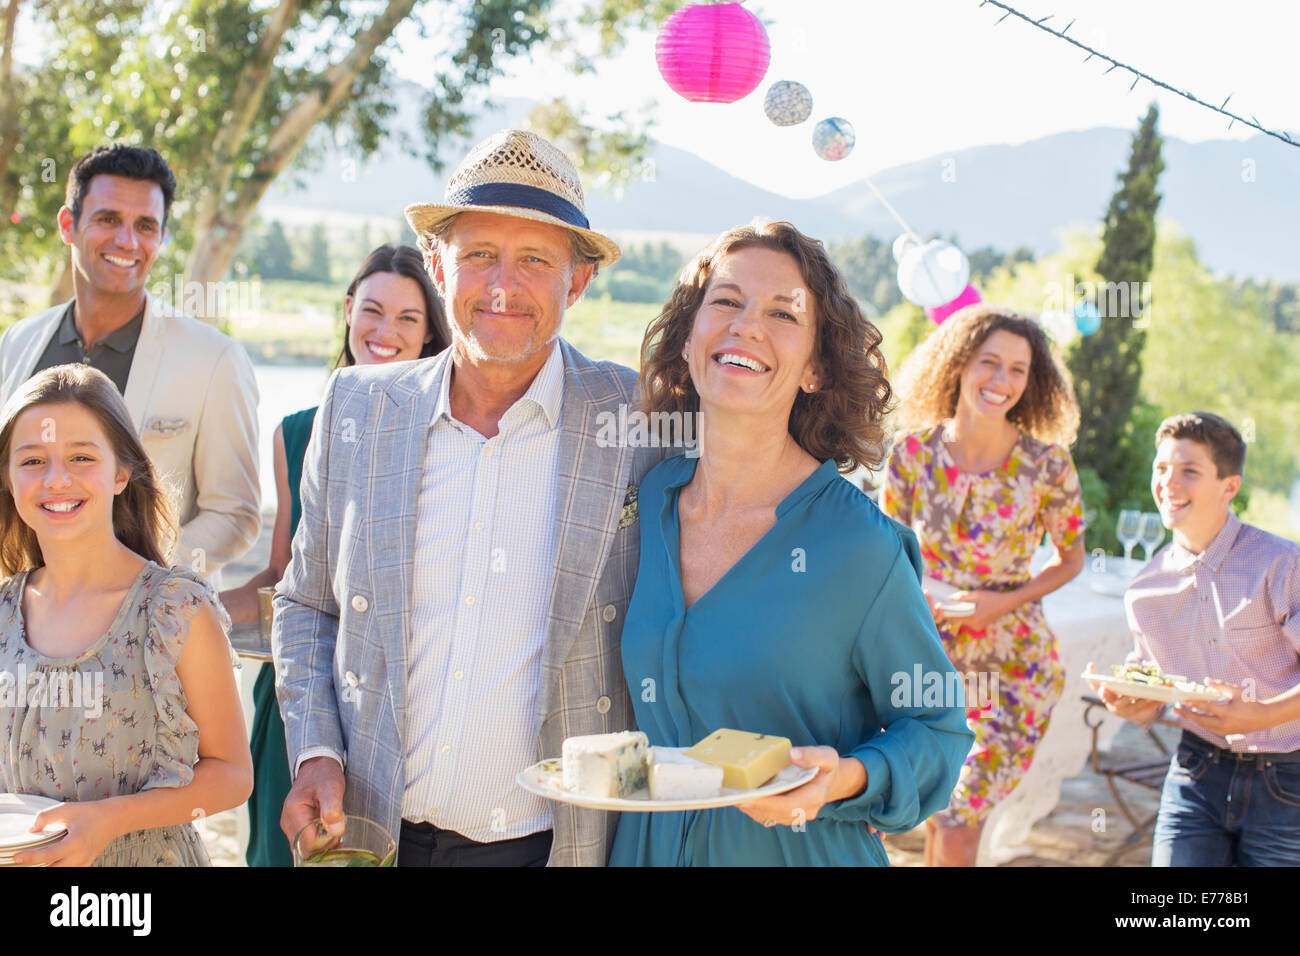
top-left (400, 345), bottom-right (563, 841)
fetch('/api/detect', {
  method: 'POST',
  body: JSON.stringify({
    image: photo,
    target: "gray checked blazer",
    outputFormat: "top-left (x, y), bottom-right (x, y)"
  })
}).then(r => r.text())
top-left (272, 339), bottom-right (667, 866)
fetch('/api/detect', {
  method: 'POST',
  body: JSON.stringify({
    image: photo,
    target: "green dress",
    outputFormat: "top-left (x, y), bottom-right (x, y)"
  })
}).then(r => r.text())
top-left (246, 406), bottom-right (317, 867)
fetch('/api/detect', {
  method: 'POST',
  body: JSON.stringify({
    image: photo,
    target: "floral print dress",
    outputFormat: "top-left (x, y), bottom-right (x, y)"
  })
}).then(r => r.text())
top-left (883, 423), bottom-right (1084, 827)
top-left (0, 562), bottom-right (233, 865)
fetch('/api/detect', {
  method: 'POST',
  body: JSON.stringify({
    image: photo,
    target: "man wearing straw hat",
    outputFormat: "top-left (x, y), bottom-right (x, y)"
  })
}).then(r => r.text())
top-left (274, 129), bottom-right (665, 866)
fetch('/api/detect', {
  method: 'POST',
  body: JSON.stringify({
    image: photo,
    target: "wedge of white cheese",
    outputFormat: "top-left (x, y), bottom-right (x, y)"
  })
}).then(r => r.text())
top-left (648, 747), bottom-right (724, 800)
top-left (562, 731), bottom-right (649, 798)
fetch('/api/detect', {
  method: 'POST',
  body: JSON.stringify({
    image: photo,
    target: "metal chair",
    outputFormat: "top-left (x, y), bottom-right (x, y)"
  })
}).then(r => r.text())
top-left (1081, 694), bottom-right (1178, 866)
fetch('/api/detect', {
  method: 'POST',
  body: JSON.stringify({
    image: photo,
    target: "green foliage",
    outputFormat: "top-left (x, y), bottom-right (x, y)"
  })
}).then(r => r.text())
top-left (1078, 399), bottom-right (1165, 554)
top-left (562, 294), bottom-right (657, 368)
top-left (255, 221), bottom-right (297, 281)
top-left (1068, 104), bottom-right (1164, 491)
top-left (826, 233), bottom-right (896, 318)
top-left (586, 240), bottom-right (684, 304)
top-left (2, 0), bottom-right (672, 299)
top-left (1232, 277), bottom-right (1300, 334)
top-left (1139, 233), bottom-right (1300, 494)
top-left (826, 233), bottom-right (1035, 320)
top-left (966, 243), bottom-right (1036, 284)
top-left (872, 300), bottom-right (935, 376)
top-left (300, 224), bottom-right (333, 283)
top-left (588, 270), bottom-right (668, 304)
top-left (618, 241), bottom-right (684, 283)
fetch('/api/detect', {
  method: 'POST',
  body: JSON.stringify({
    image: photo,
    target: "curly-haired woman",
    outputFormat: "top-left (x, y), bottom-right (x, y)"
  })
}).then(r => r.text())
top-left (608, 220), bottom-right (973, 866)
top-left (882, 304), bottom-right (1086, 867)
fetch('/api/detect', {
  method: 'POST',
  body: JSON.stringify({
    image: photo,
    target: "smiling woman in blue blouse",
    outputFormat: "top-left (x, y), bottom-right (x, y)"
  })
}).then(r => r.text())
top-left (608, 219), bottom-right (974, 866)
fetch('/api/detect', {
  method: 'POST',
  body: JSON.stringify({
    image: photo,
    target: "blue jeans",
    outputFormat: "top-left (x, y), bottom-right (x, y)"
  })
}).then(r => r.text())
top-left (1152, 731), bottom-right (1300, 866)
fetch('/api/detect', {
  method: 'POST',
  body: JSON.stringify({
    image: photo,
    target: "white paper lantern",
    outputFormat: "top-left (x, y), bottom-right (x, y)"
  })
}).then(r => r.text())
top-left (764, 80), bottom-right (813, 126)
top-left (896, 240), bottom-right (971, 308)
top-left (892, 233), bottom-right (921, 264)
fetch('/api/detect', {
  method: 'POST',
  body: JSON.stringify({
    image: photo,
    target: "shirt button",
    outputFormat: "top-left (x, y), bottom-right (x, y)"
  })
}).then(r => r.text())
top-left (483, 444), bottom-right (494, 457)
top-left (454, 670), bottom-right (463, 680)
top-left (596, 695), bottom-right (611, 714)
top-left (351, 595), bottom-right (369, 613)
top-left (344, 671), bottom-right (359, 687)
top-left (474, 520), bottom-right (485, 531)
top-left (441, 744), bottom-right (451, 755)
top-left (465, 595), bottom-right (475, 606)
top-left (602, 605), bottom-right (617, 623)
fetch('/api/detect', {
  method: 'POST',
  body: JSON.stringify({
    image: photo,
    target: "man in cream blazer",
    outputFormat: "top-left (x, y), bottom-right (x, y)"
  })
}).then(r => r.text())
top-left (0, 144), bottom-right (259, 584)
top-left (0, 296), bottom-right (261, 582)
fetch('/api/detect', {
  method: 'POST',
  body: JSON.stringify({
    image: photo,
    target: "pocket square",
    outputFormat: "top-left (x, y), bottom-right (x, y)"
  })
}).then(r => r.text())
top-left (617, 484), bottom-right (639, 530)
top-left (143, 416), bottom-right (191, 438)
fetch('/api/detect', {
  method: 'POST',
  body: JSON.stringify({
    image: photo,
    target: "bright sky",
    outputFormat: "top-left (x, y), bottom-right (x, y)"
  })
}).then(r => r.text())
top-left (392, 0), bottom-right (1299, 198)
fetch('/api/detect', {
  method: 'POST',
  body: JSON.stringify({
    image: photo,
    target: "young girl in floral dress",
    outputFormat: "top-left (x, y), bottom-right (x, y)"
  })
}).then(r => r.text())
top-left (883, 305), bottom-right (1086, 867)
top-left (0, 364), bottom-right (251, 866)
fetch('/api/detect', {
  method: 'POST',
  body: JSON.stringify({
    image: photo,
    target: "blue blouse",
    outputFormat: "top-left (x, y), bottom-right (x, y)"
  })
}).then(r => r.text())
top-left (608, 455), bottom-right (974, 866)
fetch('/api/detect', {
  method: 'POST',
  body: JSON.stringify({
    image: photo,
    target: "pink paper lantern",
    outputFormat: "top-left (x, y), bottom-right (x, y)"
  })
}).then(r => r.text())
top-left (655, 2), bottom-right (771, 104)
top-left (924, 284), bottom-right (982, 324)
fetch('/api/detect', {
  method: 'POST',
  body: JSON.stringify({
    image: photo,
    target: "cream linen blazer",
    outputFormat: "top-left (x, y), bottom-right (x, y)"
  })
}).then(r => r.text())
top-left (0, 295), bottom-right (261, 584)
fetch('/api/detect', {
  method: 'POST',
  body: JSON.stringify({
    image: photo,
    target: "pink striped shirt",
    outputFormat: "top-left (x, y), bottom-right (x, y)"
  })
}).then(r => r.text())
top-left (1124, 512), bottom-right (1300, 753)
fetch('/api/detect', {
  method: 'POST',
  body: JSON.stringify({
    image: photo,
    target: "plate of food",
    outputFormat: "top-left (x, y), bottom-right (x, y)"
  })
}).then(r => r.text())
top-left (921, 577), bottom-right (976, 618)
top-left (1082, 661), bottom-right (1230, 703)
top-left (517, 730), bottom-right (819, 812)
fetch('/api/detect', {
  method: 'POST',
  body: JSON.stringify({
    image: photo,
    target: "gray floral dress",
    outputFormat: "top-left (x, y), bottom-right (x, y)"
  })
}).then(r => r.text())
top-left (0, 561), bottom-right (234, 866)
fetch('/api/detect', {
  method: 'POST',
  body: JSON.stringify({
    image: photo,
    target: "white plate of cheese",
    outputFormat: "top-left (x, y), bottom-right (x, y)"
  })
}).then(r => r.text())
top-left (516, 730), bottom-right (819, 812)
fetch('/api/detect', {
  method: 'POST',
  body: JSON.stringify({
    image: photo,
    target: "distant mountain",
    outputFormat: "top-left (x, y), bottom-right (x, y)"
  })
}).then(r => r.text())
top-left (263, 84), bottom-right (1300, 282)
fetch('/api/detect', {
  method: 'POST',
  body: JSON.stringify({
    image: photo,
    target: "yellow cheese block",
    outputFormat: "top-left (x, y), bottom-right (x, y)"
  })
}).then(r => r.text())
top-left (684, 729), bottom-right (792, 790)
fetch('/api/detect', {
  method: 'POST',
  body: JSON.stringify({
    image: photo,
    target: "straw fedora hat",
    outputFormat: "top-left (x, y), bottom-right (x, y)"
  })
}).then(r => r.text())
top-left (404, 129), bottom-right (622, 268)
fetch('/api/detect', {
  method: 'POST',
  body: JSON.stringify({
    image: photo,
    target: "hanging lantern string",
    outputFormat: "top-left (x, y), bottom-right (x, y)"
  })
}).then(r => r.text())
top-left (979, 0), bottom-right (1296, 148)
top-left (861, 174), bottom-right (920, 242)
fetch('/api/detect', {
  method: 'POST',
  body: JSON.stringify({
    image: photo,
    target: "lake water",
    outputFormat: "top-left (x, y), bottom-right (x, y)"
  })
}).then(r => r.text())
top-left (253, 363), bottom-right (332, 511)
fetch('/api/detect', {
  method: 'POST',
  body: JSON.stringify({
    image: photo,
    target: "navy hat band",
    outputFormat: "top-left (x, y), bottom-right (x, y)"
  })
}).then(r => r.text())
top-left (445, 183), bottom-right (590, 230)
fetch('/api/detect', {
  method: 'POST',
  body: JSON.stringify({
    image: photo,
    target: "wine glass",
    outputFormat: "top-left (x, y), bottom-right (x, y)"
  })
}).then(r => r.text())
top-left (1138, 512), bottom-right (1165, 561)
top-left (1116, 510), bottom-right (1141, 570)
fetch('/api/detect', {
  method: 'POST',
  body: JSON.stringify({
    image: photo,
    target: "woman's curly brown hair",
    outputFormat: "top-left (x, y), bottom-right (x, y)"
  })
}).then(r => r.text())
top-left (638, 219), bottom-right (893, 472)
top-left (892, 304), bottom-right (1080, 446)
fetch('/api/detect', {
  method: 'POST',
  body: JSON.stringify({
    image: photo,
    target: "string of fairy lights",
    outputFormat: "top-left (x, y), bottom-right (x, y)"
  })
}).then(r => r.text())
top-left (979, 0), bottom-right (1296, 149)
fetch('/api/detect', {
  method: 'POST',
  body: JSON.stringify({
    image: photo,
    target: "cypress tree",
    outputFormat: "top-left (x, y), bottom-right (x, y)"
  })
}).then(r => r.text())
top-left (1068, 104), bottom-right (1165, 492)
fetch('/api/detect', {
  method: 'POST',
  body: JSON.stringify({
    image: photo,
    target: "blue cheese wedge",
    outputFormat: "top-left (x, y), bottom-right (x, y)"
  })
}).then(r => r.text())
top-left (648, 748), bottom-right (724, 800)
top-left (562, 731), bottom-right (649, 798)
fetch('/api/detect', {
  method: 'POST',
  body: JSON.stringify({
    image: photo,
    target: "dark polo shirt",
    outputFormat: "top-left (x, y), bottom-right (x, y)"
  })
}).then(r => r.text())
top-left (33, 301), bottom-right (145, 395)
